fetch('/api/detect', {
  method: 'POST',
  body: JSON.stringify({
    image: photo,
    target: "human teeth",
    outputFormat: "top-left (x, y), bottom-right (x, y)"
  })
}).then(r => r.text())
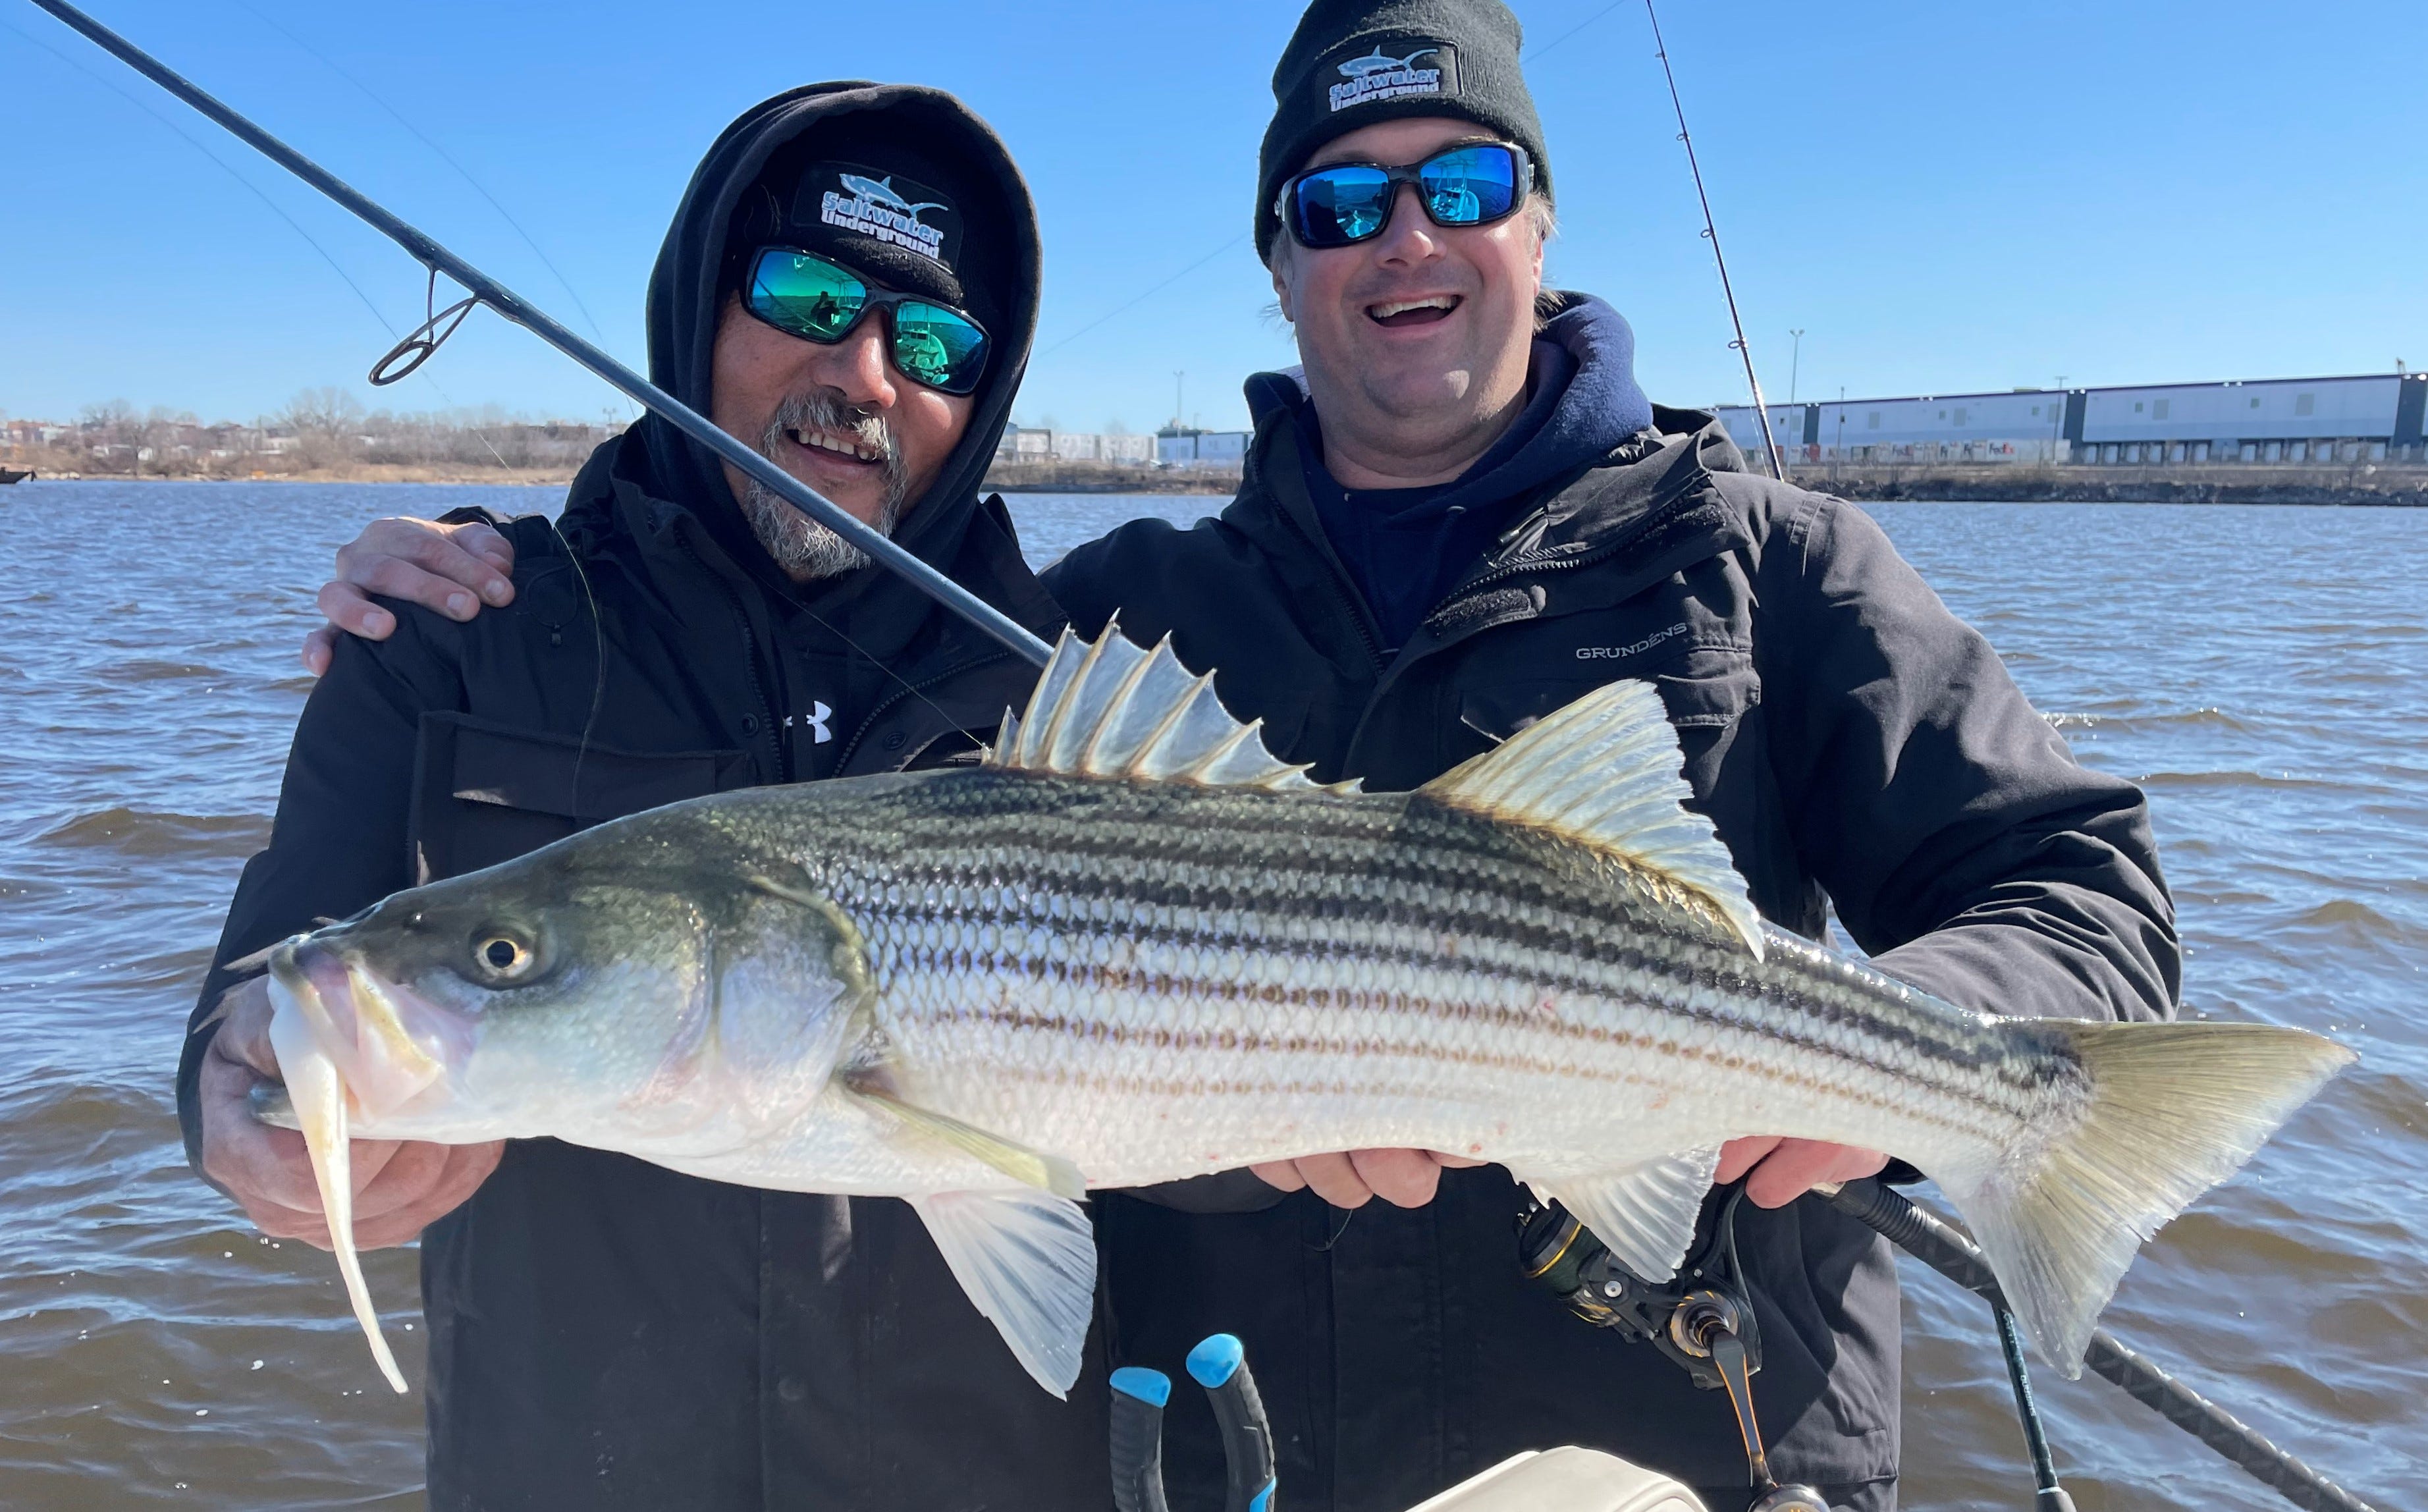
top-left (1370, 296), bottom-right (1455, 319)
top-left (790, 426), bottom-right (880, 462)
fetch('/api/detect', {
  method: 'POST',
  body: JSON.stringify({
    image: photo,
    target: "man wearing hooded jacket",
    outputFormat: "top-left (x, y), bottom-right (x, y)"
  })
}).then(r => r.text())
top-left (177, 86), bottom-right (1110, 1509)
top-left (310, 5), bottom-right (2180, 1509)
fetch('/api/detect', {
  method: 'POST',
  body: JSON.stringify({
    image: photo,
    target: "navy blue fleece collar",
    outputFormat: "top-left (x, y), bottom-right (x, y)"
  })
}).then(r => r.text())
top-left (1245, 291), bottom-right (1655, 647)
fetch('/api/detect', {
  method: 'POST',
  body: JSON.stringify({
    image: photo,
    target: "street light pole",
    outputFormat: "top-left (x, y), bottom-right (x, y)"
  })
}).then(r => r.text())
top-left (1789, 329), bottom-right (1804, 405)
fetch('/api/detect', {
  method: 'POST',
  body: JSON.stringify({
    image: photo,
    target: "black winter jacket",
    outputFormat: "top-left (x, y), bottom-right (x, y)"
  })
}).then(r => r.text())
top-left (176, 84), bottom-right (1112, 1512)
top-left (1042, 370), bottom-right (2179, 1511)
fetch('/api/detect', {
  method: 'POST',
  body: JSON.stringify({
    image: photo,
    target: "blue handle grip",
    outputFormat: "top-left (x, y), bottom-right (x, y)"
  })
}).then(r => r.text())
top-left (1109, 1368), bottom-right (1172, 1512)
top-left (1188, 1335), bottom-right (1276, 1512)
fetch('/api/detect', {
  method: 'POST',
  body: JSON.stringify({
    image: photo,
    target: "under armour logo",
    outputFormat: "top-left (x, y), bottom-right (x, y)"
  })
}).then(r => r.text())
top-left (787, 701), bottom-right (834, 743)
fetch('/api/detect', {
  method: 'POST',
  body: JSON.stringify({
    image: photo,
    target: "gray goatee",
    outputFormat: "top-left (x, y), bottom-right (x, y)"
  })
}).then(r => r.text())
top-left (742, 392), bottom-right (911, 581)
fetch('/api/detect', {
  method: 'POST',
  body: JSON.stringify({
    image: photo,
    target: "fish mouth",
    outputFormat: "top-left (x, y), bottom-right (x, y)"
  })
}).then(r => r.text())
top-left (267, 936), bottom-right (472, 1122)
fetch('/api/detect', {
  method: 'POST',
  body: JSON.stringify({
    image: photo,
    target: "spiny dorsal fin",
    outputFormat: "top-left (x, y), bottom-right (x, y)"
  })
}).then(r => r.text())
top-left (988, 624), bottom-right (1357, 794)
top-left (1418, 680), bottom-right (1764, 959)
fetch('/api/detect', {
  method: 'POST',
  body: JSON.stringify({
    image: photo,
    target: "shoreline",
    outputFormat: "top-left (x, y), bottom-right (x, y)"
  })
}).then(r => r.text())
top-left (1, 461), bottom-right (1245, 495)
top-left (1786, 461), bottom-right (2428, 507)
top-left (15, 460), bottom-right (2425, 507)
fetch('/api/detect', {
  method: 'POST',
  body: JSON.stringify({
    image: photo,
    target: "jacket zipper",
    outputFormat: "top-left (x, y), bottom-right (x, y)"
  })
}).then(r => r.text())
top-left (830, 648), bottom-right (1013, 772)
top-left (1276, 508), bottom-right (1389, 675)
top-left (1422, 476), bottom-right (1710, 629)
top-left (676, 533), bottom-right (788, 783)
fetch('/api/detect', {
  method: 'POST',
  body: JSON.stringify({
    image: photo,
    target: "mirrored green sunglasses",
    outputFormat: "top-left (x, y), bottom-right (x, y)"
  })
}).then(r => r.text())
top-left (743, 248), bottom-right (991, 396)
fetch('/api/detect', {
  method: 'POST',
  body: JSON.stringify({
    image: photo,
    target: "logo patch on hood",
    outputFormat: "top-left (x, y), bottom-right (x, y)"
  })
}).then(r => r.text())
top-left (797, 163), bottom-right (961, 269)
top-left (1326, 40), bottom-right (1460, 112)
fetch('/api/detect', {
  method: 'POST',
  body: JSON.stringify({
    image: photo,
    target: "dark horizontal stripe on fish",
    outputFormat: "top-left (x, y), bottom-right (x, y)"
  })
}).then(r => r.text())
top-left (846, 862), bottom-right (2024, 1100)
top-left (876, 932), bottom-right (2041, 1125)
top-left (938, 987), bottom-right (1988, 1138)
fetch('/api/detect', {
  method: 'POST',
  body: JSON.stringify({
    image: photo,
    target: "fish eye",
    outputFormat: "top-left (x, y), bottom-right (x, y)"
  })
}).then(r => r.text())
top-left (470, 930), bottom-right (539, 982)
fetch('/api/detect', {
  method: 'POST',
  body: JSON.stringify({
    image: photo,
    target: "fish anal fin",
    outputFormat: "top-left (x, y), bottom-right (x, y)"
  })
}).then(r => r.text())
top-left (1417, 680), bottom-right (1762, 959)
top-left (909, 1189), bottom-right (1097, 1398)
top-left (1524, 1147), bottom-right (1723, 1284)
top-left (845, 1075), bottom-right (1085, 1199)
top-left (986, 624), bottom-right (1355, 793)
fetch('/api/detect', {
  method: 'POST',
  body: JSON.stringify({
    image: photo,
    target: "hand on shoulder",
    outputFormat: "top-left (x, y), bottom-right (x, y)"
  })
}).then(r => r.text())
top-left (304, 516), bottom-right (520, 675)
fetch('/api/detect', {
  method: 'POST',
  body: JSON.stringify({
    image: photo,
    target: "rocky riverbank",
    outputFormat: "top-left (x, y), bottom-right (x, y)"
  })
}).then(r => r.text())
top-left (984, 460), bottom-right (1240, 495)
top-left (1794, 461), bottom-right (2428, 506)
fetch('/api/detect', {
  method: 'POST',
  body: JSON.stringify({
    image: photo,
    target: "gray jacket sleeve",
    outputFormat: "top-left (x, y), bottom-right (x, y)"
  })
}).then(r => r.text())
top-left (1758, 493), bottom-right (2179, 1023)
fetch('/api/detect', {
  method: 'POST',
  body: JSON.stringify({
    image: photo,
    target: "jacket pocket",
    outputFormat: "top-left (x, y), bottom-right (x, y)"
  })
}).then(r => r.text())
top-left (1455, 644), bottom-right (1759, 743)
top-left (410, 713), bottom-right (751, 883)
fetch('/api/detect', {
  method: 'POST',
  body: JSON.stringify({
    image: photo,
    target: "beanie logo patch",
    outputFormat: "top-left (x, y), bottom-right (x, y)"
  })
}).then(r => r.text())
top-left (802, 164), bottom-right (961, 269)
top-left (1326, 40), bottom-right (1459, 112)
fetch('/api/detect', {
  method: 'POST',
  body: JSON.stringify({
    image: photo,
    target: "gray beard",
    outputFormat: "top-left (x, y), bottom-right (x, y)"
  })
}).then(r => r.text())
top-left (740, 392), bottom-right (911, 581)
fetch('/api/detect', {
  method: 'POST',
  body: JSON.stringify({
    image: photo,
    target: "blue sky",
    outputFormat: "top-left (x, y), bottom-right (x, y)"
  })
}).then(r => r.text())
top-left (5, 0), bottom-right (2422, 433)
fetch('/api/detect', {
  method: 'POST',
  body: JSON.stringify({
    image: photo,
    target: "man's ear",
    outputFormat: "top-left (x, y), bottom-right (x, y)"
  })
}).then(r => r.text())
top-left (1268, 246), bottom-right (1297, 325)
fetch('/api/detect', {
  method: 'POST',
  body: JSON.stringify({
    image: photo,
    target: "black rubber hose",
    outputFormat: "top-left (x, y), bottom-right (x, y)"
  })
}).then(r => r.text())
top-left (1821, 1179), bottom-right (2380, 1512)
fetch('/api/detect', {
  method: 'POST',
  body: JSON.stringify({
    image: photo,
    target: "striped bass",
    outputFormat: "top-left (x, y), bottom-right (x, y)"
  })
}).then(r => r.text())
top-left (252, 626), bottom-right (2353, 1399)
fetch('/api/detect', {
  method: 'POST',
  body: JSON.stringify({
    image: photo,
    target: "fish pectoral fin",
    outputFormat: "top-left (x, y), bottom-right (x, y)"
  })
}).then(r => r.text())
top-left (909, 1189), bottom-right (1097, 1399)
top-left (1524, 1146), bottom-right (1723, 1284)
top-left (845, 1078), bottom-right (1086, 1200)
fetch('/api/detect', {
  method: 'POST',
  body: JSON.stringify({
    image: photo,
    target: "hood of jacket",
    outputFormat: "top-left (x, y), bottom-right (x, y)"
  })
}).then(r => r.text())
top-left (616, 82), bottom-right (1044, 615)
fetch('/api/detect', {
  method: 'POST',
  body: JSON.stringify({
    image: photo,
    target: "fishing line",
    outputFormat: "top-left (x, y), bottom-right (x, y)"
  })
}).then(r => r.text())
top-left (1027, 0), bottom-right (1644, 365)
top-left (2, 17), bottom-right (398, 340)
top-left (225, 0), bottom-right (631, 421)
top-left (1640, 0), bottom-right (1785, 481)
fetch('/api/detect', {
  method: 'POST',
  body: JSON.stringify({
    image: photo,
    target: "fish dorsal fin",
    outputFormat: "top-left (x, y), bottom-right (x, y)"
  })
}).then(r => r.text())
top-left (988, 623), bottom-right (1356, 793)
top-left (1418, 680), bottom-right (1764, 959)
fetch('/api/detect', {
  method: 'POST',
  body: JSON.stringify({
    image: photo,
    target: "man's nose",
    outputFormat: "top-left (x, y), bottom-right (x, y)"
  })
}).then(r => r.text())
top-left (1368, 182), bottom-right (1443, 263)
top-left (808, 319), bottom-right (900, 409)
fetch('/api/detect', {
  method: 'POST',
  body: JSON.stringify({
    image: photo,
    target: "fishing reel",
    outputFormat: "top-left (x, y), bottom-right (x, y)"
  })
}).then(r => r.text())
top-left (1516, 1183), bottom-right (1833, 1512)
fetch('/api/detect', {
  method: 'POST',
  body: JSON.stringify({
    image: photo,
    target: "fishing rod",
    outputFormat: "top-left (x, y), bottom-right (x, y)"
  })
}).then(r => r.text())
top-left (1818, 1179), bottom-right (2381, 1512)
top-left (1521, 1181), bottom-right (2382, 1512)
top-left (21, 0), bottom-right (1054, 672)
top-left (1641, 0), bottom-right (1785, 482)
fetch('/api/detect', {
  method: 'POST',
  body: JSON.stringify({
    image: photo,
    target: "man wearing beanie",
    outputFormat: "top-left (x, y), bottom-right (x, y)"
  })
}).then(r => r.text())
top-left (310, 5), bottom-right (2175, 1507)
top-left (1056, 3), bottom-right (2173, 1510)
top-left (179, 84), bottom-right (1106, 1508)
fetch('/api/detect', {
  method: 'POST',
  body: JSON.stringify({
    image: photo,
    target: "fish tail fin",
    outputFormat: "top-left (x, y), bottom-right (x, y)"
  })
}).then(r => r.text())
top-left (1949, 1019), bottom-right (2352, 1376)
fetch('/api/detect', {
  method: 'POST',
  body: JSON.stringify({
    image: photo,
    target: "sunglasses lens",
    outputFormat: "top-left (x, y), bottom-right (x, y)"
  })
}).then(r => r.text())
top-left (890, 302), bottom-right (990, 395)
top-left (748, 250), bottom-right (867, 342)
top-left (1419, 145), bottom-right (1518, 226)
top-left (1292, 165), bottom-right (1393, 248)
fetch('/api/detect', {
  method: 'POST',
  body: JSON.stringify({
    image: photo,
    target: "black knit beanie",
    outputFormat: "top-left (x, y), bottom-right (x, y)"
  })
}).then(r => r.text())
top-left (1256, 0), bottom-right (1550, 262)
top-left (722, 111), bottom-right (1012, 338)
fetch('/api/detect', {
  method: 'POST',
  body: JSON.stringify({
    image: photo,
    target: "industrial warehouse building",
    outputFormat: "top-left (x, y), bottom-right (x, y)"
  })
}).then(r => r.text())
top-left (1718, 371), bottom-right (2428, 466)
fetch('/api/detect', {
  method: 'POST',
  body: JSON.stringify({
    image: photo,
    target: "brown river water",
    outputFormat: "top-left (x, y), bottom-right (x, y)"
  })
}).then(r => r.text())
top-left (0, 481), bottom-right (2419, 1507)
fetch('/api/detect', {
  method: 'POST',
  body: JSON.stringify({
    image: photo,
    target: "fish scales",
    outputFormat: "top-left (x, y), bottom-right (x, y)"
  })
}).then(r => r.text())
top-left (753, 771), bottom-right (2061, 1186)
top-left (261, 626), bottom-right (2354, 1395)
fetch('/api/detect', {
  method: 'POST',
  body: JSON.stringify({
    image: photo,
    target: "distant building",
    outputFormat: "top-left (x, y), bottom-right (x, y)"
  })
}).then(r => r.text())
top-left (1717, 371), bottom-right (2428, 466)
top-left (994, 425), bottom-right (1154, 464)
top-left (1154, 425), bottom-right (1250, 467)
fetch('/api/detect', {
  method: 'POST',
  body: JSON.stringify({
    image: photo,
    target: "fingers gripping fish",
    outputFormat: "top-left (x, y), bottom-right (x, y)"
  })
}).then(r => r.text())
top-left (258, 626), bottom-right (2354, 1397)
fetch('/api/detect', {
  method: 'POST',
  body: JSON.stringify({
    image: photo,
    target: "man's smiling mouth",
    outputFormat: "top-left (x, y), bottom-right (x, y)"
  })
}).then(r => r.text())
top-left (1366, 294), bottom-right (1461, 327)
top-left (786, 421), bottom-right (884, 465)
